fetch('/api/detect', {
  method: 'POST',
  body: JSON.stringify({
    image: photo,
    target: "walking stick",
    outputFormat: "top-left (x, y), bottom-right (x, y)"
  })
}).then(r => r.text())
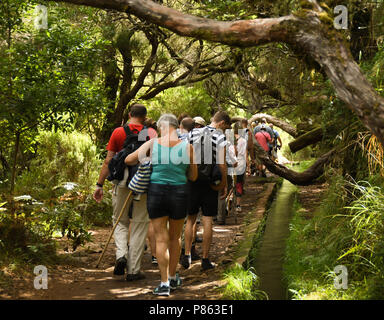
top-left (95, 190), bottom-right (133, 268)
top-left (225, 187), bottom-right (233, 209)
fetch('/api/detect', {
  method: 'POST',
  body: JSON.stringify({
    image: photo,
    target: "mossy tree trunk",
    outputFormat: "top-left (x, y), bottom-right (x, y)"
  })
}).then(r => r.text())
top-left (288, 127), bottom-right (323, 153)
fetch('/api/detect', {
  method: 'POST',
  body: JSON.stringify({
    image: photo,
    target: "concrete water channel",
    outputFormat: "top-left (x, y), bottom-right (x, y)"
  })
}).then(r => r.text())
top-left (255, 179), bottom-right (297, 300)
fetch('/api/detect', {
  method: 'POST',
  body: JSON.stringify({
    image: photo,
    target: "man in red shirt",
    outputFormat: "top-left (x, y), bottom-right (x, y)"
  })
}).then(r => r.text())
top-left (254, 125), bottom-right (271, 177)
top-left (93, 104), bottom-right (157, 281)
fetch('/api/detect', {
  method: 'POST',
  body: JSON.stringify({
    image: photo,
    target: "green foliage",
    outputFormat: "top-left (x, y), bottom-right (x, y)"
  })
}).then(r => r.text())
top-left (0, 201), bottom-right (57, 265)
top-left (0, 2), bottom-right (109, 190)
top-left (337, 181), bottom-right (384, 284)
top-left (16, 130), bottom-right (100, 196)
top-left (0, 130), bottom-right (111, 266)
top-left (363, 42), bottom-right (384, 96)
top-left (15, 129), bottom-right (112, 226)
top-left (0, 19), bottom-right (108, 133)
top-left (284, 174), bottom-right (384, 299)
top-left (0, 0), bottom-right (34, 45)
top-left (148, 82), bottom-right (214, 120)
top-left (221, 264), bottom-right (267, 300)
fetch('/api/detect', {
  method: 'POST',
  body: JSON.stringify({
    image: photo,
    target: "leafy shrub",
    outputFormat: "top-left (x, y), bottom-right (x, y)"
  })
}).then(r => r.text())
top-left (0, 205), bottom-right (57, 265)
top-left (15, 129), bottom-right (113, 225)
top-left (1, 130), bottom-right (112, 265)
top-left (16, 130), bottom-right (100, 199)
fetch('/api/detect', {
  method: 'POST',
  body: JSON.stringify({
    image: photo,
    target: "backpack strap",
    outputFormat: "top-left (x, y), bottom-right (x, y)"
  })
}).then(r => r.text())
top-left (142, 126), bottom-right (150, 142)
top-left (123, 124), bottom-right (132, 137)
top-left (125, 124), bottom-right (148, 136)
top-left (261, 131), bottom-right (269, 141)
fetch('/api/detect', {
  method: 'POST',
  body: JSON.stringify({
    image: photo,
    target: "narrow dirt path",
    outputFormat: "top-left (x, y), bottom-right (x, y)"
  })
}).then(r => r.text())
top-left (1, 176), bottom-right (274, 300)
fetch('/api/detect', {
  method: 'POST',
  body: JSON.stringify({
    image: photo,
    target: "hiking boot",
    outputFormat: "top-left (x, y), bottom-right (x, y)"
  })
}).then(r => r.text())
top-left (113, 257), bottom-right (127, 276)
top-left (236, 205), bottom-right (242, 213)
top-left (153, 284), bottom-right (170, 296)
top-left (201, 258), bottom-right (216, 271)
top-left (180, 254), bottom-right (191, 269)
top-left (191, 246), bottom-right (200, 261)
top-left (169, 273), bottom-right (182, 291)
top-left (151, 256), bottom-right (158, 266)
top-left (126, 271), bottom-right (146, 281)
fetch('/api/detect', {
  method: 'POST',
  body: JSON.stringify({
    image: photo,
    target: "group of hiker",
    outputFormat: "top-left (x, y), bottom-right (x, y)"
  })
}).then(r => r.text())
top-left (93, 104), bottom-right (282, 296)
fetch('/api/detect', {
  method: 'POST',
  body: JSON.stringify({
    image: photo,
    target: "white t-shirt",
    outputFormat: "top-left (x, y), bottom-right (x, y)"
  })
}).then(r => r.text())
top-left (228, 136), bottom-right (247, 176)
top-left (226, 141), bottom-right (238, 173)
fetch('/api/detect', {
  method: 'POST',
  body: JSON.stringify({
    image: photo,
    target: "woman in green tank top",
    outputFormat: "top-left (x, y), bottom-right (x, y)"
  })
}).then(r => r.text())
top-left (150, 138), bottom-right (190, 185)
top-left (125, 113), bottom-right (197, 296)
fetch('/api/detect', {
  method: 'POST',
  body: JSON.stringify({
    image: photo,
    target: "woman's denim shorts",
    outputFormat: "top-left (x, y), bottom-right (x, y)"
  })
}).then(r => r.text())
top-left (147, 183), bottom-right (189, 220)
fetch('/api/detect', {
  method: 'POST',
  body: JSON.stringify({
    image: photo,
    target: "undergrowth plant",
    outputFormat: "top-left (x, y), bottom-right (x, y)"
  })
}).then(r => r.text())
top-left (1, 130), bottom-right (112, 266)
top-left (335, 179), bottom-right (384, 298)
top-left (221, 264), bottom-right (268, 300)
top-left (284, 173), bottom-right (384, 299)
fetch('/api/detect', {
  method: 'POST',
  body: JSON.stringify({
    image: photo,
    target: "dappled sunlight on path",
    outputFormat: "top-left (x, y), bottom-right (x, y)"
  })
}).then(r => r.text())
top-left (1, 176), bottom-right (274, 300)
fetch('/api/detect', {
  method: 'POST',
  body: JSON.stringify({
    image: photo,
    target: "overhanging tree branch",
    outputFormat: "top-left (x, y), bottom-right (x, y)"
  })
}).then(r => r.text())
top-left (250, 113), bottom-right (298, 137)
top-left (254, 142), bottom-right (333, 186)
top-left (48, 0), bottom-right (384, 148)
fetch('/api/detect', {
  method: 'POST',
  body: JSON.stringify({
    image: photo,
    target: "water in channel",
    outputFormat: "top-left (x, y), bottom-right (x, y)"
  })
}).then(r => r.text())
top-left (255, 179), bottom-right (297, 300)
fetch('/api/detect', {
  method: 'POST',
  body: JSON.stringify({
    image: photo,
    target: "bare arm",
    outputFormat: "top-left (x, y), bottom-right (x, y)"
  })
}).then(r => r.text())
top-left (247, 130), bottom-right (255, 161)
top-left (99, 151), bottom-right (115, 184)
top-left (93, 150), bottom-right (115, 203)
top-left (211, 146), bottom-right (227, 194)
top-left (212, 163), bottom-right (228, 200)
top-left (188, 144), bottom-right (198, 182)
top-left (125, 139), bottom-right (153, 165)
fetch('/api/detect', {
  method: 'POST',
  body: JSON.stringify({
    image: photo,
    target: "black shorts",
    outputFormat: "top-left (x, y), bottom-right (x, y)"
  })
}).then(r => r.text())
top-left (147, 183), bottom-right (189, 220)
top-left (236, 174), bottom-right (245, 184)
top-left (188, 181), bottom-right (219, 217)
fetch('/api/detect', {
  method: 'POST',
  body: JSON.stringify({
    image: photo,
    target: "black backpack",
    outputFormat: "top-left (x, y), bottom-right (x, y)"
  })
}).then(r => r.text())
top-left (107, 125), bottom-right (149, 185)
top-left (196, 129), bottom-right (222, 185)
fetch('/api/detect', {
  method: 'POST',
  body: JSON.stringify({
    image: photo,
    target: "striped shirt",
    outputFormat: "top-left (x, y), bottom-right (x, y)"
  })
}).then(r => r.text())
top-left (189, 125), bottom-right (227, 164)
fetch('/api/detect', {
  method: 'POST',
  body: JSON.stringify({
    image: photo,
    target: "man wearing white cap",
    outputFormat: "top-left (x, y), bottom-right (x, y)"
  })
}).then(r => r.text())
top-left (193, 116), bottom-right (206, 128)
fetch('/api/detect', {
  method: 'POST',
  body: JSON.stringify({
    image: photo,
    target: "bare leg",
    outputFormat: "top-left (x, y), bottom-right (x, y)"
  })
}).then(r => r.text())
top-left (151, 216), bottom-right (169, 283)
top-left (147, 220), bottom-right (156, 258)
top-left (201, 216), bottom-right (213, 259)
top-left (168, 218), bottom-right (185, 277)
top-left (192, 221), bottom-right (197, 243)
top-left (184, 214), bottom-right (197, 256)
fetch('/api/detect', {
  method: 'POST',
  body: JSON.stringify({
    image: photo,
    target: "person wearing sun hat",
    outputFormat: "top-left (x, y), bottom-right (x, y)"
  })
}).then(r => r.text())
top-left (193, 116), bottom-right (206, 128)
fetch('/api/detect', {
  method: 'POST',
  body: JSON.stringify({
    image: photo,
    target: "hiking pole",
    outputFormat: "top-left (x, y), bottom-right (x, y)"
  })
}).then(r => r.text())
top-left (95, 190), bottom-right (133, 268)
